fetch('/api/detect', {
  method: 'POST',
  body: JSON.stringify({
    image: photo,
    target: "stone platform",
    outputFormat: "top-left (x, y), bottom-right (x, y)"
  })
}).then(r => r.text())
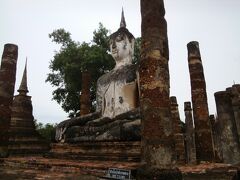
top-left (0, 141), bottom-right (239, 179)
top-left (1, 156), bottom-right (239, 179)
top-left (47, 141), bottom-right (141, 162)
top-left (8, 130), bottom-right (50, 155)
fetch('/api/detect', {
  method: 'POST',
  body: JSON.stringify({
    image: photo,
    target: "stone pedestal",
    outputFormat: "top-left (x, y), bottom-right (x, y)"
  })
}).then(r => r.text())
top-left (0, 44), bottom-right (18, 157)
top-left (138, 0), bottom-right (180, 178)
top-left (184, 102), bottom-right (196, 164)
top-left (187, 41), bottom-right (214, 162)
top-left (170, 96), bottom-right (185, 164)
top-left (214, 91), bottom-right (240, 164)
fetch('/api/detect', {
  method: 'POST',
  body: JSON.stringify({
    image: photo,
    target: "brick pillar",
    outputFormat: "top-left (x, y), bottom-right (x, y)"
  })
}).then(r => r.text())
top-left (187, 41), bottom-right (214, 162)
top-left (80, 71), bottom-right (91, 116)
top-left (0, 44), bottom-right (18, 157)
top-left (138, 0), bottom-right (181, 179)
top-left (214, 91), bottom-right (240, 164)
top-left (231, 84), bottom-right (240, 141)
top-left (170, 96), bottom-right (185, 164)
top-left (209, 114), bottom-right (222, 162)
top-left (184, 102), bottom-right (196, 164)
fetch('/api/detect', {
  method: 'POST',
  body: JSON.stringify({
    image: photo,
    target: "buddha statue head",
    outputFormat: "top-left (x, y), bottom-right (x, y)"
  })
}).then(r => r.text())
top-left (109, 9), bottom-right (135, 68)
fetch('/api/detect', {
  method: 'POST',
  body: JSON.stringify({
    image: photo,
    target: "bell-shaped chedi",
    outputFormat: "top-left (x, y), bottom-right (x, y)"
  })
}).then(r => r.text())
top-left (0, 44), bottom-right (18, 157)
top-left (8, 60), bottom-right (49, 155)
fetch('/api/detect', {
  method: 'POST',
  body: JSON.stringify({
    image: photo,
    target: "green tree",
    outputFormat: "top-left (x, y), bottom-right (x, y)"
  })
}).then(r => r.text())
top-left (46, 23), bottom-right (115, 117)
top-left (35, 121), bottom-right (56, 142)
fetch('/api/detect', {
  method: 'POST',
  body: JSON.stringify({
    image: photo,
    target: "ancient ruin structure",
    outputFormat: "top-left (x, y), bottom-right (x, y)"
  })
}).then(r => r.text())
top-left (214, 86), bottom-right (240, 164)
top-left (184, 102), bottom-right (196, 164)
top-left (8, 61), bottom-right (49, 155)
top-left (55, 10), bottom-right (141, 143)
top-left (187, 41), bottom-right (214, 162)
top-left (170, 96), bottom-right (185, 164)
top-left (137, 0), bottom-right (181, 179)
top-left (80, 71), bottom-right (91, 115)
top-left (0, 44), bottom-right (18, 157)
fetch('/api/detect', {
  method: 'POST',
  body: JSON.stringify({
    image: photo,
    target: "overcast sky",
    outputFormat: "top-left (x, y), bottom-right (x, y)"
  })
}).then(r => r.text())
top-left (1, 0), bottom-right (239, 124)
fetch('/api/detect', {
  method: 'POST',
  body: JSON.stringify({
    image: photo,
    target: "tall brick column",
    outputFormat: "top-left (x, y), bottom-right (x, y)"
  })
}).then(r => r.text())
top-left (215, 91), bottom-right (240, 164)
top-left (80, 71), bottom-right (91, 116)
top-left (184, 102), bottom-right (196, 164)
top-left (0, 44), bottom-right (18, 157)
top-left (187, 41), bottom-right (214, 162)
top-left (138, 0), bottom-right (181, 179)
top-left (170, 96), bottom-right (185, 164)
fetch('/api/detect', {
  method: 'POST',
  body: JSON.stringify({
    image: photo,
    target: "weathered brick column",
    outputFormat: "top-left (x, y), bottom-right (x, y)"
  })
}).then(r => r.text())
top-left (231, 84), bottom-right (240, 141)
top-left (209, 114), bottom-right (222, 162)
top-left (138, 0), bottom-right (181, 179)
top-left (184, 102), bottom-right (196, 164)
top-left (215, 91), bottom-right (240, 164)
top-left (170, 96), bottom-right (185, 164)
top-left (0, 44), bottom-right (18, 157)
top-left (80, 71), bottom-right (91, 116)
top-left (187, 41), bottom-right (214, 162)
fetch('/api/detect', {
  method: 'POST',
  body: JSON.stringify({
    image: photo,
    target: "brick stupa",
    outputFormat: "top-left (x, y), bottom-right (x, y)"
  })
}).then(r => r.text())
top-left (8, 60), bottom-right (49, 155)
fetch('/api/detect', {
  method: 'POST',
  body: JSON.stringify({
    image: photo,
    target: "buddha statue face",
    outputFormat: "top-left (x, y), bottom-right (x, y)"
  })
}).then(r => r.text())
top-left (110, 32), bottom-right (134, 65)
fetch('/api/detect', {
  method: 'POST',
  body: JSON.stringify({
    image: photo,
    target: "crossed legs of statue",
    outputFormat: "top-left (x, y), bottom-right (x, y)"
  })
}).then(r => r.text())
top-left (55, 108), bottom-right (141, 142)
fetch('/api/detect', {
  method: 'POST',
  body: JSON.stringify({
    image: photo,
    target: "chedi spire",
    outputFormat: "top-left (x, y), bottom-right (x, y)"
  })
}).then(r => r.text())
top-left (18, 58), bottom-right (29, 95)
top-left (120, 8), bottom-right (126, 28)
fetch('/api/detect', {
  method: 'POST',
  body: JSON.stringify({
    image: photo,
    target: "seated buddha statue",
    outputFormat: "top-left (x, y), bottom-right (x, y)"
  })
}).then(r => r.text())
top-left (55, 10), bottom-right (141, 143)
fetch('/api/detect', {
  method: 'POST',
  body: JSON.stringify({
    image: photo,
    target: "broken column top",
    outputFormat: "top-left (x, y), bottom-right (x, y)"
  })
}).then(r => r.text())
top-left (2, 44), bottom-right (18, 59)
top-left (214, 91), bottom-right (228, 98)
top-left (187, 41), bottom-right (201, 60)
top-left (184, 101), bottom-right (192, 111)
top-left (170, 96), bottom-right (178, 105)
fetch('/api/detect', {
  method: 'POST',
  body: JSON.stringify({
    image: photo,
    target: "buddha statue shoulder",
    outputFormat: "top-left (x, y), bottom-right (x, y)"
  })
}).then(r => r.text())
top-left (55, 10), bottom-right (141, 142)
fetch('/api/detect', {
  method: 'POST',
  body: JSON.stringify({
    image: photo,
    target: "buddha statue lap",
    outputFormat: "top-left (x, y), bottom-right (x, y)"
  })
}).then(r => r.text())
top-left (55, 10), bottom-right (141, 143)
